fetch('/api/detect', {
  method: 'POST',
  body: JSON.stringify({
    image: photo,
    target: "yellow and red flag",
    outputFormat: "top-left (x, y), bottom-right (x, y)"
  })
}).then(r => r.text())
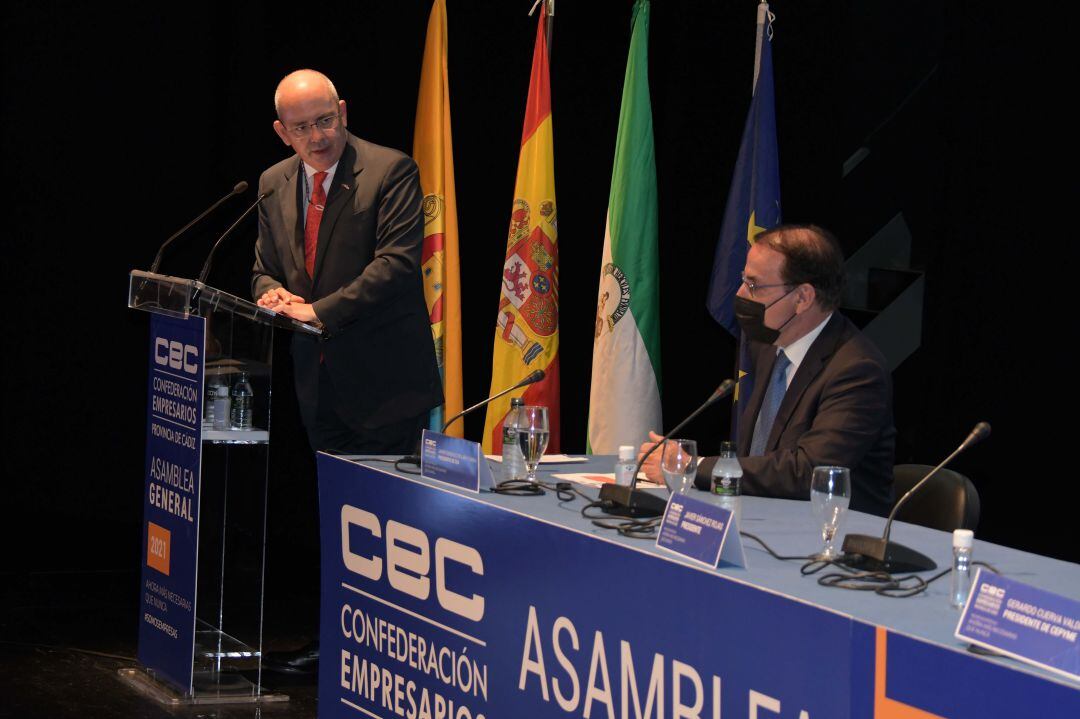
top-left (414, 0), bottom-right (463, 437)
top-left (482, 4), bottom-right (560, 453)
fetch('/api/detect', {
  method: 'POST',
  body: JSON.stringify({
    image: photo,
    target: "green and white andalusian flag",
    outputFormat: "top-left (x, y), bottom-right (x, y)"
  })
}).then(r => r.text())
top-left (587, 0), bottom-right (661, 454)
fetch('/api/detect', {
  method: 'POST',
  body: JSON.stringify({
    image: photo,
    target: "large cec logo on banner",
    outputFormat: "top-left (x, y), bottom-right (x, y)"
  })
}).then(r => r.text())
top-left (137, 313), bottom-right (205, 692)
top-left (317, 456), bottom-right (863, 719)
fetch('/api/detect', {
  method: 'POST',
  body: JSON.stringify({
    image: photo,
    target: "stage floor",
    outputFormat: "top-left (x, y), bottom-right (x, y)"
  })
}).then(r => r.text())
top-left (1, 569), bottom-right (320, 718)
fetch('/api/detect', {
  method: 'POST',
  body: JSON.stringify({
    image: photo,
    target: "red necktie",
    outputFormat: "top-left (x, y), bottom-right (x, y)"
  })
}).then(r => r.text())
top-left (304, 171), bottom-right (328, 278)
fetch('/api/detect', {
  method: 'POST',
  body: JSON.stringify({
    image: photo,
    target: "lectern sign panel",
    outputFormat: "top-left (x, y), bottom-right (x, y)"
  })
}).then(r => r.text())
top-left (137, 313), bottom-right (205, 693)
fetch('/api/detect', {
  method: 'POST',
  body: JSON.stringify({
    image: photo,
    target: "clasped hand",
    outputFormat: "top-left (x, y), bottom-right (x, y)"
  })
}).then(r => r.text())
top-left (257, 287), bottom-right (320, 323)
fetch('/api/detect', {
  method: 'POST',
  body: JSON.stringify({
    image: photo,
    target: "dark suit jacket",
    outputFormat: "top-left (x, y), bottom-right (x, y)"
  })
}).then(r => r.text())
top-left (252, 133), bottom-right (442, 432)
top-left (697, 313), bottom-right (896, 516)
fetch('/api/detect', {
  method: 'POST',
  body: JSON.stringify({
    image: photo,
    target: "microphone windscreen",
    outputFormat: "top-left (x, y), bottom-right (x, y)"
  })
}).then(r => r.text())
top-left (233, 181), bottom-right (249, 194)
top-left (711, 379), bottom-right (736, 401)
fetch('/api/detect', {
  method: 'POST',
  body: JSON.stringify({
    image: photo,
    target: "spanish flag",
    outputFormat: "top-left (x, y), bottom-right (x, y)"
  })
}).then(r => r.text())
top-left (482, 3), bottom-right (560, 453)
top-left (414, 0), bottom-right (463, 437)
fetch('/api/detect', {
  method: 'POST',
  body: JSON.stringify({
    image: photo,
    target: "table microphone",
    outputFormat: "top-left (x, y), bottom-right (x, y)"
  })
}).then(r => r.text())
top-left (196, 189), bottom-right (275, 286)
top-left (149, 181), bottom-right (248, 274)
top-left (442, 369), bottom-right (545, 434)
top-left (841, 421), bottom-right (991, 572)
top-left (398, 369), bottom-right (546, 466)
top-left (599, 379), bottom-right (735, 517)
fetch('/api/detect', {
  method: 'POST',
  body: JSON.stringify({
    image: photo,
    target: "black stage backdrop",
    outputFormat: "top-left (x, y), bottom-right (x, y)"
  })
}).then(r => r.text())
top-left (3, 0), bottom-right (1069, 581)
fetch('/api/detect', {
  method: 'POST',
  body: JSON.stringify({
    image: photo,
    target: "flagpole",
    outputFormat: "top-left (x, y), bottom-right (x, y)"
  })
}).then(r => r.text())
top-left (528, 0), bottom-right (555, 62)
top-left (545, 0), bottom-right (555, 62)
top-left (753, 1), bottom-right (768, 92)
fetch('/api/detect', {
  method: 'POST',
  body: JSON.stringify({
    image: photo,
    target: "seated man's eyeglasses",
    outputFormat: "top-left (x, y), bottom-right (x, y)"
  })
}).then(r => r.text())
top-left (740, 274), bottom-right (791, 299)
top-left (284, 113), bottom-right (341, 138)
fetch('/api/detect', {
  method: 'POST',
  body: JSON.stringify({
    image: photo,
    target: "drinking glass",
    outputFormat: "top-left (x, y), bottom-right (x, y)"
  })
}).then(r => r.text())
top-left (660, 439), bottom-right (698, 494)
top-left (810, 466), bottom-right (851, 560)
top-left (516, 406), bottom-right (550, 483)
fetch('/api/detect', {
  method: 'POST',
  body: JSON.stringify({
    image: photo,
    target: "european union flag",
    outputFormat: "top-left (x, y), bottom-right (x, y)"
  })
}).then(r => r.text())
top-left (705, 6), bottom-right (781, 435)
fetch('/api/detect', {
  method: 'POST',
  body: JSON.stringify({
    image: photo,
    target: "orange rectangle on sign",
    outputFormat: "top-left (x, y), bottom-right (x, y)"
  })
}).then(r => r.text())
top-left (146, 521), bottom-right (171, 576)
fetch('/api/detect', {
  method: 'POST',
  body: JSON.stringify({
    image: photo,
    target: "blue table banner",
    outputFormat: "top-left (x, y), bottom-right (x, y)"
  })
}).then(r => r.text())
top-left (136, 313), bottom-right (205, 692)
top-left (317, 456), bottom-right (1080, 719)
top-left (956, 568), bottom-right (1080, 681)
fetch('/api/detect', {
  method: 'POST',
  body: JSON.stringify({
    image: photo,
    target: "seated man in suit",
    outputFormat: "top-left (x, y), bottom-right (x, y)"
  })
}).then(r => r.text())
top-left (253, 69), bottom-right (442, 454)
top-left (639, 224), bottom-right (895, 515)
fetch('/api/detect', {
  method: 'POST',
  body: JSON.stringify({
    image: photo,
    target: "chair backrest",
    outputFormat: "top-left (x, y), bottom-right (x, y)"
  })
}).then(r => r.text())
top-left (892, 464), bottom-right (980, 532)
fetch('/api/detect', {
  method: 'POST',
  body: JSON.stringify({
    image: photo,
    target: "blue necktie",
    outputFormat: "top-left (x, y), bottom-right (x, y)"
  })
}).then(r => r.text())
top-left (749, 349), bottom-right (791, 457)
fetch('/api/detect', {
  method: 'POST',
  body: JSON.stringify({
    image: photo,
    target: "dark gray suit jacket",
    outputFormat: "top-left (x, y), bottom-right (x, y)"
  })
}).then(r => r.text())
top-left (697, 313), bottom-right (896, 516)
top-left (252, 133), bottom-right (441, 432)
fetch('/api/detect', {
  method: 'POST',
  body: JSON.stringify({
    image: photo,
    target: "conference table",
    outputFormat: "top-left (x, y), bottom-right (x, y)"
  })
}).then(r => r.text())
top-left (314, 454), bottom-right (1080, 719)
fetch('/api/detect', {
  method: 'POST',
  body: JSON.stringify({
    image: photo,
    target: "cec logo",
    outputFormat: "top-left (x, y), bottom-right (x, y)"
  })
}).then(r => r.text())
top-left (147, 521), bottom-right (171, 576)
top-left (341, 505), bottom-right (485, 622)
top-left (154, 337), bottom-right (199, 374)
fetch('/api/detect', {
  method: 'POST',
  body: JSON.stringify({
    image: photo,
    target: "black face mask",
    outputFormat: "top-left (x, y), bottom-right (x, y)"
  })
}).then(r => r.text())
top-left (734, 289), bottom-right (797, 345)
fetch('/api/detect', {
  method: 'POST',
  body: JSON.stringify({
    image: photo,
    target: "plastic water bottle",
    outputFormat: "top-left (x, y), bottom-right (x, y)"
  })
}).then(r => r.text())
top-left (950, 529), bottom-right (974, 608)
top-left (204, 381), bottom-right (220, 424)
top-left (212, 385), bottom-right (230, 431)
top-left (614, 445), bottom-right (637, 486)
top-left (711, 441), bottom-right (742, 528)
top-left (501, 398), bottom-right (526, 481)
top-left (231, 372), bottom-right (254, 429)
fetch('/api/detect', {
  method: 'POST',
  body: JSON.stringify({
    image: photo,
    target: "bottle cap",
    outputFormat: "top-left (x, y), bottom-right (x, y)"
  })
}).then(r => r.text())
top-left (510, 397), bottom-right (525, 407)
top-left (720, 440), bottom-right (736, 455)
top-left (618, 445), bottom-right (636, 461)
top-left (953, 529), bottom-right (974, 549)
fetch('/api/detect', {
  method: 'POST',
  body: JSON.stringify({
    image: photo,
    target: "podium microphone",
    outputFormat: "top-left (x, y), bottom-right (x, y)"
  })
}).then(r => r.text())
top-left (841, 421), bottom-right (991, 572)
top-left (398, 369), bottom-right (547, 466)
top-left (196, 189), bottom-right (275, 286)
top-left (149, 181), bottom-right (248, 274)
top-left (599, 379), bottom-right (736, 517)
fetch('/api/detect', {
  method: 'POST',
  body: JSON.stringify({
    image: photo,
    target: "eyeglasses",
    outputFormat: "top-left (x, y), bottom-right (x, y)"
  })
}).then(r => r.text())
top-left (282, 113), bottom-right (341, 138)
top-left (740, 274), bottom-right (791, 299)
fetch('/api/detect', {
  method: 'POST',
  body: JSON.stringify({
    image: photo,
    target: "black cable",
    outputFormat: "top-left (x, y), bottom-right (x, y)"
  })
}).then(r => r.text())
top-left (813, 559), bottom-right (1001, 598)
top-left (492, 479), bottom-right (545, 496)
top-left (393, 458), bottom-right (421, 475)
top-left (740, 531), bottom-right (815, 561)
top-left (740, 531), bottom-right (1002, 598)
top-left (580, 500), bottom-right (662, 538)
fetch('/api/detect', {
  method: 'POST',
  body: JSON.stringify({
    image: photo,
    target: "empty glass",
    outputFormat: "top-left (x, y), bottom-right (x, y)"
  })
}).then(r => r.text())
top-left (810, 466), bottom-right (851, 560)
top-left (516, 406), bottom-right (550, 483)
top-left (661, 439), bottom-right (698, 494)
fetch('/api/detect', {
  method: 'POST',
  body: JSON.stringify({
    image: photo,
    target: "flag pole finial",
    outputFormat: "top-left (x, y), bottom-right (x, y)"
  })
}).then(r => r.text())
top-left (529, 0), bottom-right (554, 17)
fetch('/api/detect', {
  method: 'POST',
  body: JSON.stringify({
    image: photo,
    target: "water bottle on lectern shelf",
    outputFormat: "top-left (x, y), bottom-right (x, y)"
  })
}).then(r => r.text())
top-left (231, 372), bottom-right (254, 430)
top-left (212, 385), bottom-right (231, 431)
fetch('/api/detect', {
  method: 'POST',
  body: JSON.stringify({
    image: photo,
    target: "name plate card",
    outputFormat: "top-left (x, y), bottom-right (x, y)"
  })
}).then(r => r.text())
top-left (419, 430), bottom-right (496, 493)
top-left (956, 568), bottom-right (1080, 681)
top-left (656, 492), bottom-right (746, 569)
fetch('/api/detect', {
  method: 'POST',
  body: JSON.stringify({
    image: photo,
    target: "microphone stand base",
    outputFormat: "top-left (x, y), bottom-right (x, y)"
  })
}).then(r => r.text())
top-left (597, 484), bottom-right (668, 518)
top-left (841, 533), bottom-right (937, 573)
